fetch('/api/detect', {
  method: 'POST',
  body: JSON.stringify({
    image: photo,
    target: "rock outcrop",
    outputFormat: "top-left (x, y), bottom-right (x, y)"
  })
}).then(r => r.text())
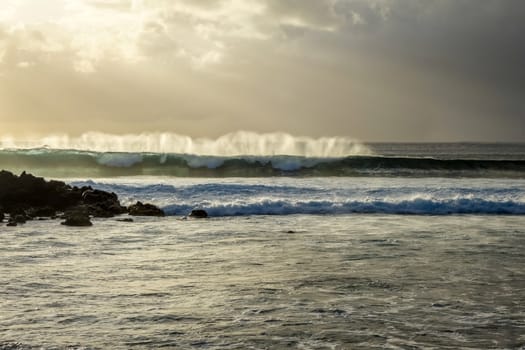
top-left (0, 170), bottom-right (82, 212)
top-left (128, 201), bottom-right (165, 216)
top-left (81, 189), bottom-right (127, 217)
top-left (61, 213), bottom-right (93, 227)
top-left (0, 170), bottom-right (126, 225)
top-left (189, 209), bottom-right (208, 218)
top-left (0, 170), bottom-right (168, 226)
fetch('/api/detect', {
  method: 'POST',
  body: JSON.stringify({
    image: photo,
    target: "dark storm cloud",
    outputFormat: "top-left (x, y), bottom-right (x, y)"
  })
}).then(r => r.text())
top-left (347, 0), bottom-right (525, 91)
top-left (297, 0), bottom-right (525, 140)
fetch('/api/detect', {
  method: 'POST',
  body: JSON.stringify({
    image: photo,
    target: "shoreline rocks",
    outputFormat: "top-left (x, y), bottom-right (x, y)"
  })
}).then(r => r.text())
top-left (128, 201), bottom-right (165, 216)
top-left (189, 209), bottom-right (208, 219)
top-left (61, 213), bottom-right (93, 227)
top-left (0, 170), bottom-right (173, 226)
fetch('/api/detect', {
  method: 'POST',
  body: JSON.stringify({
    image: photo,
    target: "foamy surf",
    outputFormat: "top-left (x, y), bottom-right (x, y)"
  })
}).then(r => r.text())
top-left (70, 177), bottom-right (525, 216)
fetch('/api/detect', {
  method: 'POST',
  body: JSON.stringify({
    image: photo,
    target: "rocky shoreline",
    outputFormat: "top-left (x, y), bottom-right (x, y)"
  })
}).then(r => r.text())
top-left (0, 170), bottom-right (170, 227)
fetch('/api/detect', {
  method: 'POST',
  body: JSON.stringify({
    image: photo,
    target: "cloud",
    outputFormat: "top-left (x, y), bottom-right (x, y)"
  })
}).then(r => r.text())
top-left (266, 0), bottom-right (340, 31)
top-left (0, 0), bottom-right (358, 72)
top-left (0, 0), bottom-right (524, 141)
top-left (348, 0), bottom-right (525, 90)
top-left (85, 0), bottom-right (131, 11)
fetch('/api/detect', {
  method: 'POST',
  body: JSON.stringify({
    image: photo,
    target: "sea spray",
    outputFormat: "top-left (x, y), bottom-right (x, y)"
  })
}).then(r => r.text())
top-left (0, 131), bottom-right (371, 157)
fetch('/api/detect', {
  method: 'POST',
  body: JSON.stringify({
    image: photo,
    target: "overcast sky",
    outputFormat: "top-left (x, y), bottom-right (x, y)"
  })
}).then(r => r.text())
top-left (0, 0), bottom-right (524, 141)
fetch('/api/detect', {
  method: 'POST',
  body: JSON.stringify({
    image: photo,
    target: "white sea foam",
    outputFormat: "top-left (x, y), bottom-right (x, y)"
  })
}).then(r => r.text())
top-left (70, 177), bottom-right (525, 216)
top-left (0, 131), bottom-right (371, 157)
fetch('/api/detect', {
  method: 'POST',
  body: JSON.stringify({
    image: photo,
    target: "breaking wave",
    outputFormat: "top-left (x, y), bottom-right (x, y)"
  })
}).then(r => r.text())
top-left (70, 179), bottom-right (525, 216)
top-left (160, 198), bottom-right (525, 216)
top-left (1, 148), bottom-right (524, 178)
top-left (0, 131), bottom-right (370, 157)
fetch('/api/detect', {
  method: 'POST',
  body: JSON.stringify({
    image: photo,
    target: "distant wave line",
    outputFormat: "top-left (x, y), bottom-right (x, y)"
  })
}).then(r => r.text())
top-left (1, 148), bottom-right (525, 178)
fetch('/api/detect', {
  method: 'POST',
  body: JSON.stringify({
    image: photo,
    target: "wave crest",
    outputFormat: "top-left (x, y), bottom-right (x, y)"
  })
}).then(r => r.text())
top-left (1, 149), bottom-right (525, 178)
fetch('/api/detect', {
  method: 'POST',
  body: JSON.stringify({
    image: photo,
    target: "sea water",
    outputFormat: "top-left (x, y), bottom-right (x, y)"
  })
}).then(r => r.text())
top-left (1, 142), bottom-right (525, 349)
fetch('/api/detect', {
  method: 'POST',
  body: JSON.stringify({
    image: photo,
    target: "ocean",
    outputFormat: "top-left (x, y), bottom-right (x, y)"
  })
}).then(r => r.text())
top-left (1, 140), bottom-right (525, 349)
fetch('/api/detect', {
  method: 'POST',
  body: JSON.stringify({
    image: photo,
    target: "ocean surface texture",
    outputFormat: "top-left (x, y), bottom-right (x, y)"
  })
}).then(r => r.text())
top-left (1, 142), bottom-right (524, 349)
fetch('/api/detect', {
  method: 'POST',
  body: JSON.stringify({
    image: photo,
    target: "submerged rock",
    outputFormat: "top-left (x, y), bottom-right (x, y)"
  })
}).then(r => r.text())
top-left (128, 201), bottom-right (165, 216)
top-left (12, 215), bottom-right (27, 224)
top-left (61, 212), bottom-right (93, 227)
top-left (117, 218), bottom-right (134, 222)
top-left (188, 209), bottom-right (208, 219)
top-left (5, 213), bottom-right (26, 226)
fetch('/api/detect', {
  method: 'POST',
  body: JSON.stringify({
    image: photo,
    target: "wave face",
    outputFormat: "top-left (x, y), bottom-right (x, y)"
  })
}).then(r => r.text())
top-left (0, 131), bottom-right (370, 157)
top-left (0, 148), bottom-right (524, 178)
top-left (70, 177), bottom-right (525, 216)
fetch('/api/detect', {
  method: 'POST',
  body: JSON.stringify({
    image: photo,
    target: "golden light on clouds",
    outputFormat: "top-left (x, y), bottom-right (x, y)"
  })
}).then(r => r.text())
top-left (0, 0), bottom-right (524, 141)
top-left (0, 0), bottom-right (275, 72)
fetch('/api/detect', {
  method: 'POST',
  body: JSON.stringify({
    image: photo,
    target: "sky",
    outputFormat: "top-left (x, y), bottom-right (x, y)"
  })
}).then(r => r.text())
top-left (0, 0), bottom-right (524, 142)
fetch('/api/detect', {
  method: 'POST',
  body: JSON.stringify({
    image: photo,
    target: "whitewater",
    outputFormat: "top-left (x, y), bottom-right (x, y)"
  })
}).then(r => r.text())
top-left (1, 133), bottom-right (525, 349)
top-left (68, 177), bottom-right (525, 216)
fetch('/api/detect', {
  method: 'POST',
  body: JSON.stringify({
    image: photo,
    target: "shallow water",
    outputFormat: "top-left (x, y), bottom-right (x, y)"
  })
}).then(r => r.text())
top-left (1, 214), bottom-right (524, 349)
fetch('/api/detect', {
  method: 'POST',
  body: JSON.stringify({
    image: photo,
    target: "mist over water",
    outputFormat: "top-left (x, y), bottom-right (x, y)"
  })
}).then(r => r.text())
top-left (0, 131), bottom-right (371, 157)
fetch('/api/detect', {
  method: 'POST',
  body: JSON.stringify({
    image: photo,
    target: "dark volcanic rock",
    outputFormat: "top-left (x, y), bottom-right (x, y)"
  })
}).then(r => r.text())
top-left (0, 170), bottom-right (126, 220)
top-left (6, 214), bottom-right (26, 226)
top-left (117, 218), bottom-right (134, 222)
top-left (13, 215), bottom-right (27, 224)
top-left (128, 201), bottom-right (165, 216)
top-left (189, 209), bottom-right (208, 218)
top-left (0, 170), bottom-right (81, 212)
top-left (61, 208), bottom-right (93, 227)
top-left (61, 214), bottom-right (93, 227)
top-left (8, 208), bottom-right (30, 222)
top-left (26, 206), bottom-right (56, 218)
top-left (0, 170), bottom-right (171, 223)
top-left (82, 189), bottom-right (117, 204)
top-left (81, 189), bottom-right (127, 217)
top-left (0, 171), bottom-right (82, 212)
